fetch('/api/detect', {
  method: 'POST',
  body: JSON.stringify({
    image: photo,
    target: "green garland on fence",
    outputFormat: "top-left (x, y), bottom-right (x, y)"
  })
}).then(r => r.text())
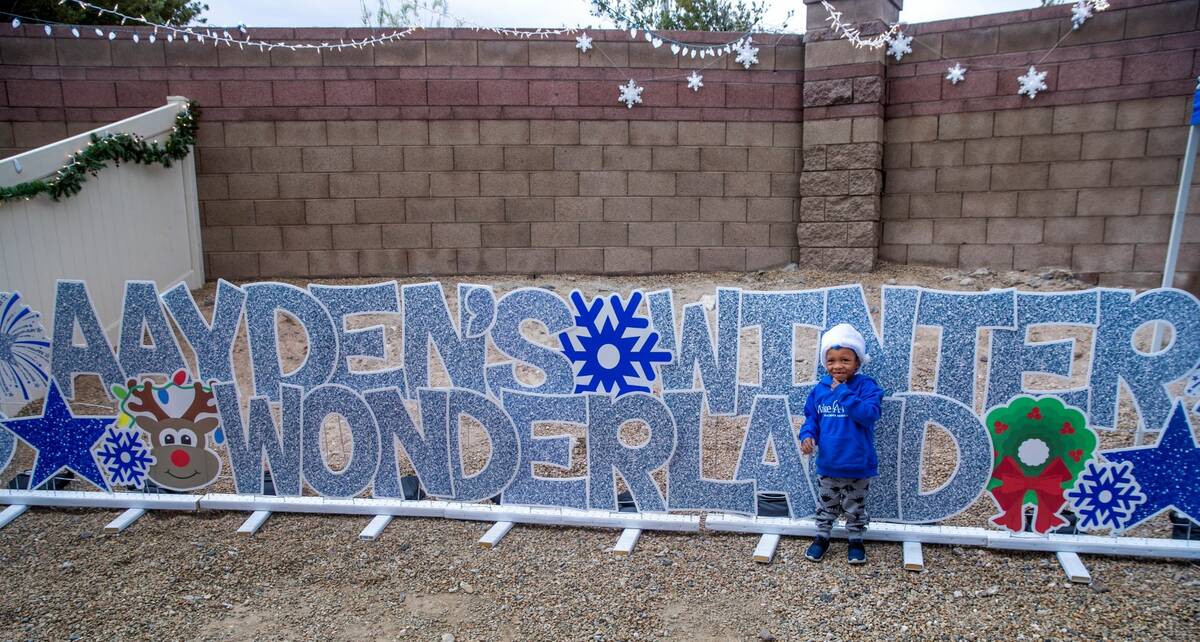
top-left (1, 101), bottom-right (199, 204)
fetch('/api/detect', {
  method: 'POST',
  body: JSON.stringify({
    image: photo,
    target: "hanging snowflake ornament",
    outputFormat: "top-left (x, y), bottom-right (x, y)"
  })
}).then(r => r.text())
top-left (1065, 460), bottom-right (1148, 533)
top-left (575, 32), bottom-right (593, 53)
top-left (1071, 1), bottom-right (1093, 29)
top-left (617, 79), bottom-right (644, 109)
top-left (686, 71), bottom-right (704, 92)
top-left (93, 423), bottom-right (156, 489)
top-left (0, 291), bottom-right (51, 404)
top-left (945, 63), bottom-right (967, 85)
top-left (734, 38), bottom-right (759, 69)
top-left (558, 291), bottom-right (672, 397)
top-left (887, 32), bottom-right (913, 61)
top-left (1017, 65), bottom-right (1048, 100)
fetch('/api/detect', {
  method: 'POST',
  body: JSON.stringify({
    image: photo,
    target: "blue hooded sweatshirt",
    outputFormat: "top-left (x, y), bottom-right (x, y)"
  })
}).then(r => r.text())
top-left (798, 373), bottom-right (884, 478)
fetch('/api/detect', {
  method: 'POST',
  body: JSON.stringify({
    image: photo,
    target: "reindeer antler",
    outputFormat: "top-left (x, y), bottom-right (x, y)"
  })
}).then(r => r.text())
top-left (181, 381), bottom-right (218, 421)
top-left (126, 378), bottom-right (171, 421)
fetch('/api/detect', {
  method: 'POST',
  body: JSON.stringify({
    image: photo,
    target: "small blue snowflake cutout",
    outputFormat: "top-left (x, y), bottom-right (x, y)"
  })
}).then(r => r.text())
top-left (558, 290), bottom-right (672, 397)
top-left (1065, 459), bottom-right (1147, 533)
top-left (93, 424), bottom-right (155, 489)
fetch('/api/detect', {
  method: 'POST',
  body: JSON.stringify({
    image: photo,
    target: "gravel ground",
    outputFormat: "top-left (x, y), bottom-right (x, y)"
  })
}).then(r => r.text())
top-left (1, 262), bottom-right (1198, 641)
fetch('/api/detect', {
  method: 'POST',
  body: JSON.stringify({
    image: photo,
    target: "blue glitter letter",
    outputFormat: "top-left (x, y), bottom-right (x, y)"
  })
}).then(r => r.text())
top-left (650, 288), bottom-right (740, 415)
top-left (500, 391), bottom-right (589, 509)
top-left (50, 281), bottom-right (124, 399)
top-left (896, 392), bottom-right (992, 523)
top-left (1090, 289), bottom-right (1200, 432)
top-left (665, 390), bottom-right (756, 514)
top-left (117, 281), bottom-right (187, 381)
top-left (587, 393), bottom-right (676, 511)
top-left (487, 288), bottom-right (575, 395)
top-left (301, 384), bottom-right (381, 498)
top-left (916, 289), bottom-right (1015, 407)
top-left (824, 285), bottom-right (919, 396)
top-left (986, 291), bottom-right (1098, 413)
top-left (446, 388), bottom-right (520, 502)
top-left (311, 282), bottom-right (406, 394)
top-left (215, 381), bottom-right (302, 496)
top-left (737, 290), bottom-right (824, 415)
top-left (162, 280), bottom-right (245, 384)
top-left (733, 395), bottom-right (818, 518)
top-left (367, 387), bottom-right (454, 498)
top-left (402, 283), bottom-right (487, 397)
top-left (245, 282), bottom-right (339, 401)
top-left (864, 397), bottom-right (903, 520)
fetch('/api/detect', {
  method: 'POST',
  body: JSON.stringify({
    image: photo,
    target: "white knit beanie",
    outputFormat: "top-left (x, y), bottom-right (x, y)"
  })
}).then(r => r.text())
top-left (820, 323), bottom-right (871, 366)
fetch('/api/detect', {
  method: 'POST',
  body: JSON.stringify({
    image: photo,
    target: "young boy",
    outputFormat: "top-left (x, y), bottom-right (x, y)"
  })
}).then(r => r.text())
top-left (799, 323), bottom-right (884, 564)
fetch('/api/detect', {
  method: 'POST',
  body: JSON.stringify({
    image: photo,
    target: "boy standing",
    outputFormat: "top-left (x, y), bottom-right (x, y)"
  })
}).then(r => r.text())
top-left (799, 323), bottom-right (884, 564)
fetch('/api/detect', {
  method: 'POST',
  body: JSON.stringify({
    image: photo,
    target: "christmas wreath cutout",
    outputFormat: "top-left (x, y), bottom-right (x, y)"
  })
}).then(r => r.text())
top-left (985, 395), bottom-right (1097, 533)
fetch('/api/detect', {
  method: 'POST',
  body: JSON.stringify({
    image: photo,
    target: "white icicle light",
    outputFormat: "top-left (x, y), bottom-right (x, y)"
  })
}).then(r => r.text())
top-left (42, 0), bottom-right (741, 57)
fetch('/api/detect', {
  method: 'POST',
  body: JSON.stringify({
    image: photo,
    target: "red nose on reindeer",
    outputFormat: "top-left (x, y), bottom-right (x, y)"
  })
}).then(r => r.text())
top-left (171, 450), bottom-right (190, 467)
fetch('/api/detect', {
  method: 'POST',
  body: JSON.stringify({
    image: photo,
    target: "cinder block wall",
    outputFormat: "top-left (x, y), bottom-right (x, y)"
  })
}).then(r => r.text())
top-left (0, 28), bottom-right (804, 279)
top-left (878, 0), bottom-right (1200, 290)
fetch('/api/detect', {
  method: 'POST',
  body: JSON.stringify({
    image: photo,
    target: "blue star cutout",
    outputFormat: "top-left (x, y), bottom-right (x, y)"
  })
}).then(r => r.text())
top-left (1101, 402), bottom-right (1200, 529)
top-left (1, 379), bottom-right (113, 491)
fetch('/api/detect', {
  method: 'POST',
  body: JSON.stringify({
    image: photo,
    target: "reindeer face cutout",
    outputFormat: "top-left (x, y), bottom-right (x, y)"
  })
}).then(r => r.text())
top-left (124, 379), bottom-right (223, 491)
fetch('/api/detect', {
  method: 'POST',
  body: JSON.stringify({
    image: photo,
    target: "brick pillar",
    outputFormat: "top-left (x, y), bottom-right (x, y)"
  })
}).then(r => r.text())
top-left (798, 0), bottom-right (899, 270)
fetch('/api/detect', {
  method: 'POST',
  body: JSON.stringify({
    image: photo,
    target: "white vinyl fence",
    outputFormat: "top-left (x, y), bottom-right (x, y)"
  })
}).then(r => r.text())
top-left (0, 97), bottom-right (203, 343)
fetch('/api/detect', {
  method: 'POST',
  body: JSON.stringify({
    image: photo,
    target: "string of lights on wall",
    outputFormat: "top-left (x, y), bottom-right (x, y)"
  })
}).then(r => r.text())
top-left (0, 1), bottom-right (796, 110)
top-left (5, 0), bottom-right (767, 59)
top-left (5, 1), bottom-right (1110, 108)
top-left (820, 0), bottom-right (1113, 101)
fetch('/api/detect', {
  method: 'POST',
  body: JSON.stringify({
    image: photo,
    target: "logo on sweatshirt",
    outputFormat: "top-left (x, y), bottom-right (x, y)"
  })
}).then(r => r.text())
top-left (818, 402), bottom-right (847, 418)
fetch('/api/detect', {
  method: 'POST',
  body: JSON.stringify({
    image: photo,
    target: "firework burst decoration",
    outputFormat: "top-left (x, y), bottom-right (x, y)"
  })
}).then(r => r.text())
top-left (0, 291), bottom-right (52, 404)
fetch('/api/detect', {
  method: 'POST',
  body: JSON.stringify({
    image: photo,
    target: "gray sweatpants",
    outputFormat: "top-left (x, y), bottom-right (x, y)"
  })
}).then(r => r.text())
top-left (814, 476), bottom-right (870, 540)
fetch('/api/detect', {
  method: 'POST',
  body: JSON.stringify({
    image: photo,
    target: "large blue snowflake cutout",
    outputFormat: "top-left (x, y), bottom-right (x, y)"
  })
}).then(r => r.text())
top-left (558, 290), bottom-right (672, 397)
top-left (93, 424), bottom-right (155, 489)
top-left (1065, 459), bottom-right (1147, 533)
top-left (0, 291), bottom-right (52, 404)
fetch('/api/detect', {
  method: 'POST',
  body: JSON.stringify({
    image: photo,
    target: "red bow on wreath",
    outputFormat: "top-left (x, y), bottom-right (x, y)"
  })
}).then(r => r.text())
top-left (989, 456), bottom-right (1072, 533)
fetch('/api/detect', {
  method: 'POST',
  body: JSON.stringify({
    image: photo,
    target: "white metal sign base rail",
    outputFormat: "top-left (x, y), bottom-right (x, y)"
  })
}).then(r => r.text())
top-left (103, 508), bottom-right (146, 533)
top-left (1, 491), bottom-right (1197, 561)
top-left (0, 489), bottom-right (199, 511)
top-left (705, 514), bottom-right (1200, 560)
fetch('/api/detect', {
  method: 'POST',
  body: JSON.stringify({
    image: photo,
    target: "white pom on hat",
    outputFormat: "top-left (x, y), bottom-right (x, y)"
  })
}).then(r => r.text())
top-left (820, 323), bottom-right (871, 366)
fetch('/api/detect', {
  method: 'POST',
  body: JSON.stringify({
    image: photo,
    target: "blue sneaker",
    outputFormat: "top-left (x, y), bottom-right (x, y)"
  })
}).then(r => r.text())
top-left (847, 540), bottom-right (867, 564)
top-left (805, 536), bottom-right (829, 562)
